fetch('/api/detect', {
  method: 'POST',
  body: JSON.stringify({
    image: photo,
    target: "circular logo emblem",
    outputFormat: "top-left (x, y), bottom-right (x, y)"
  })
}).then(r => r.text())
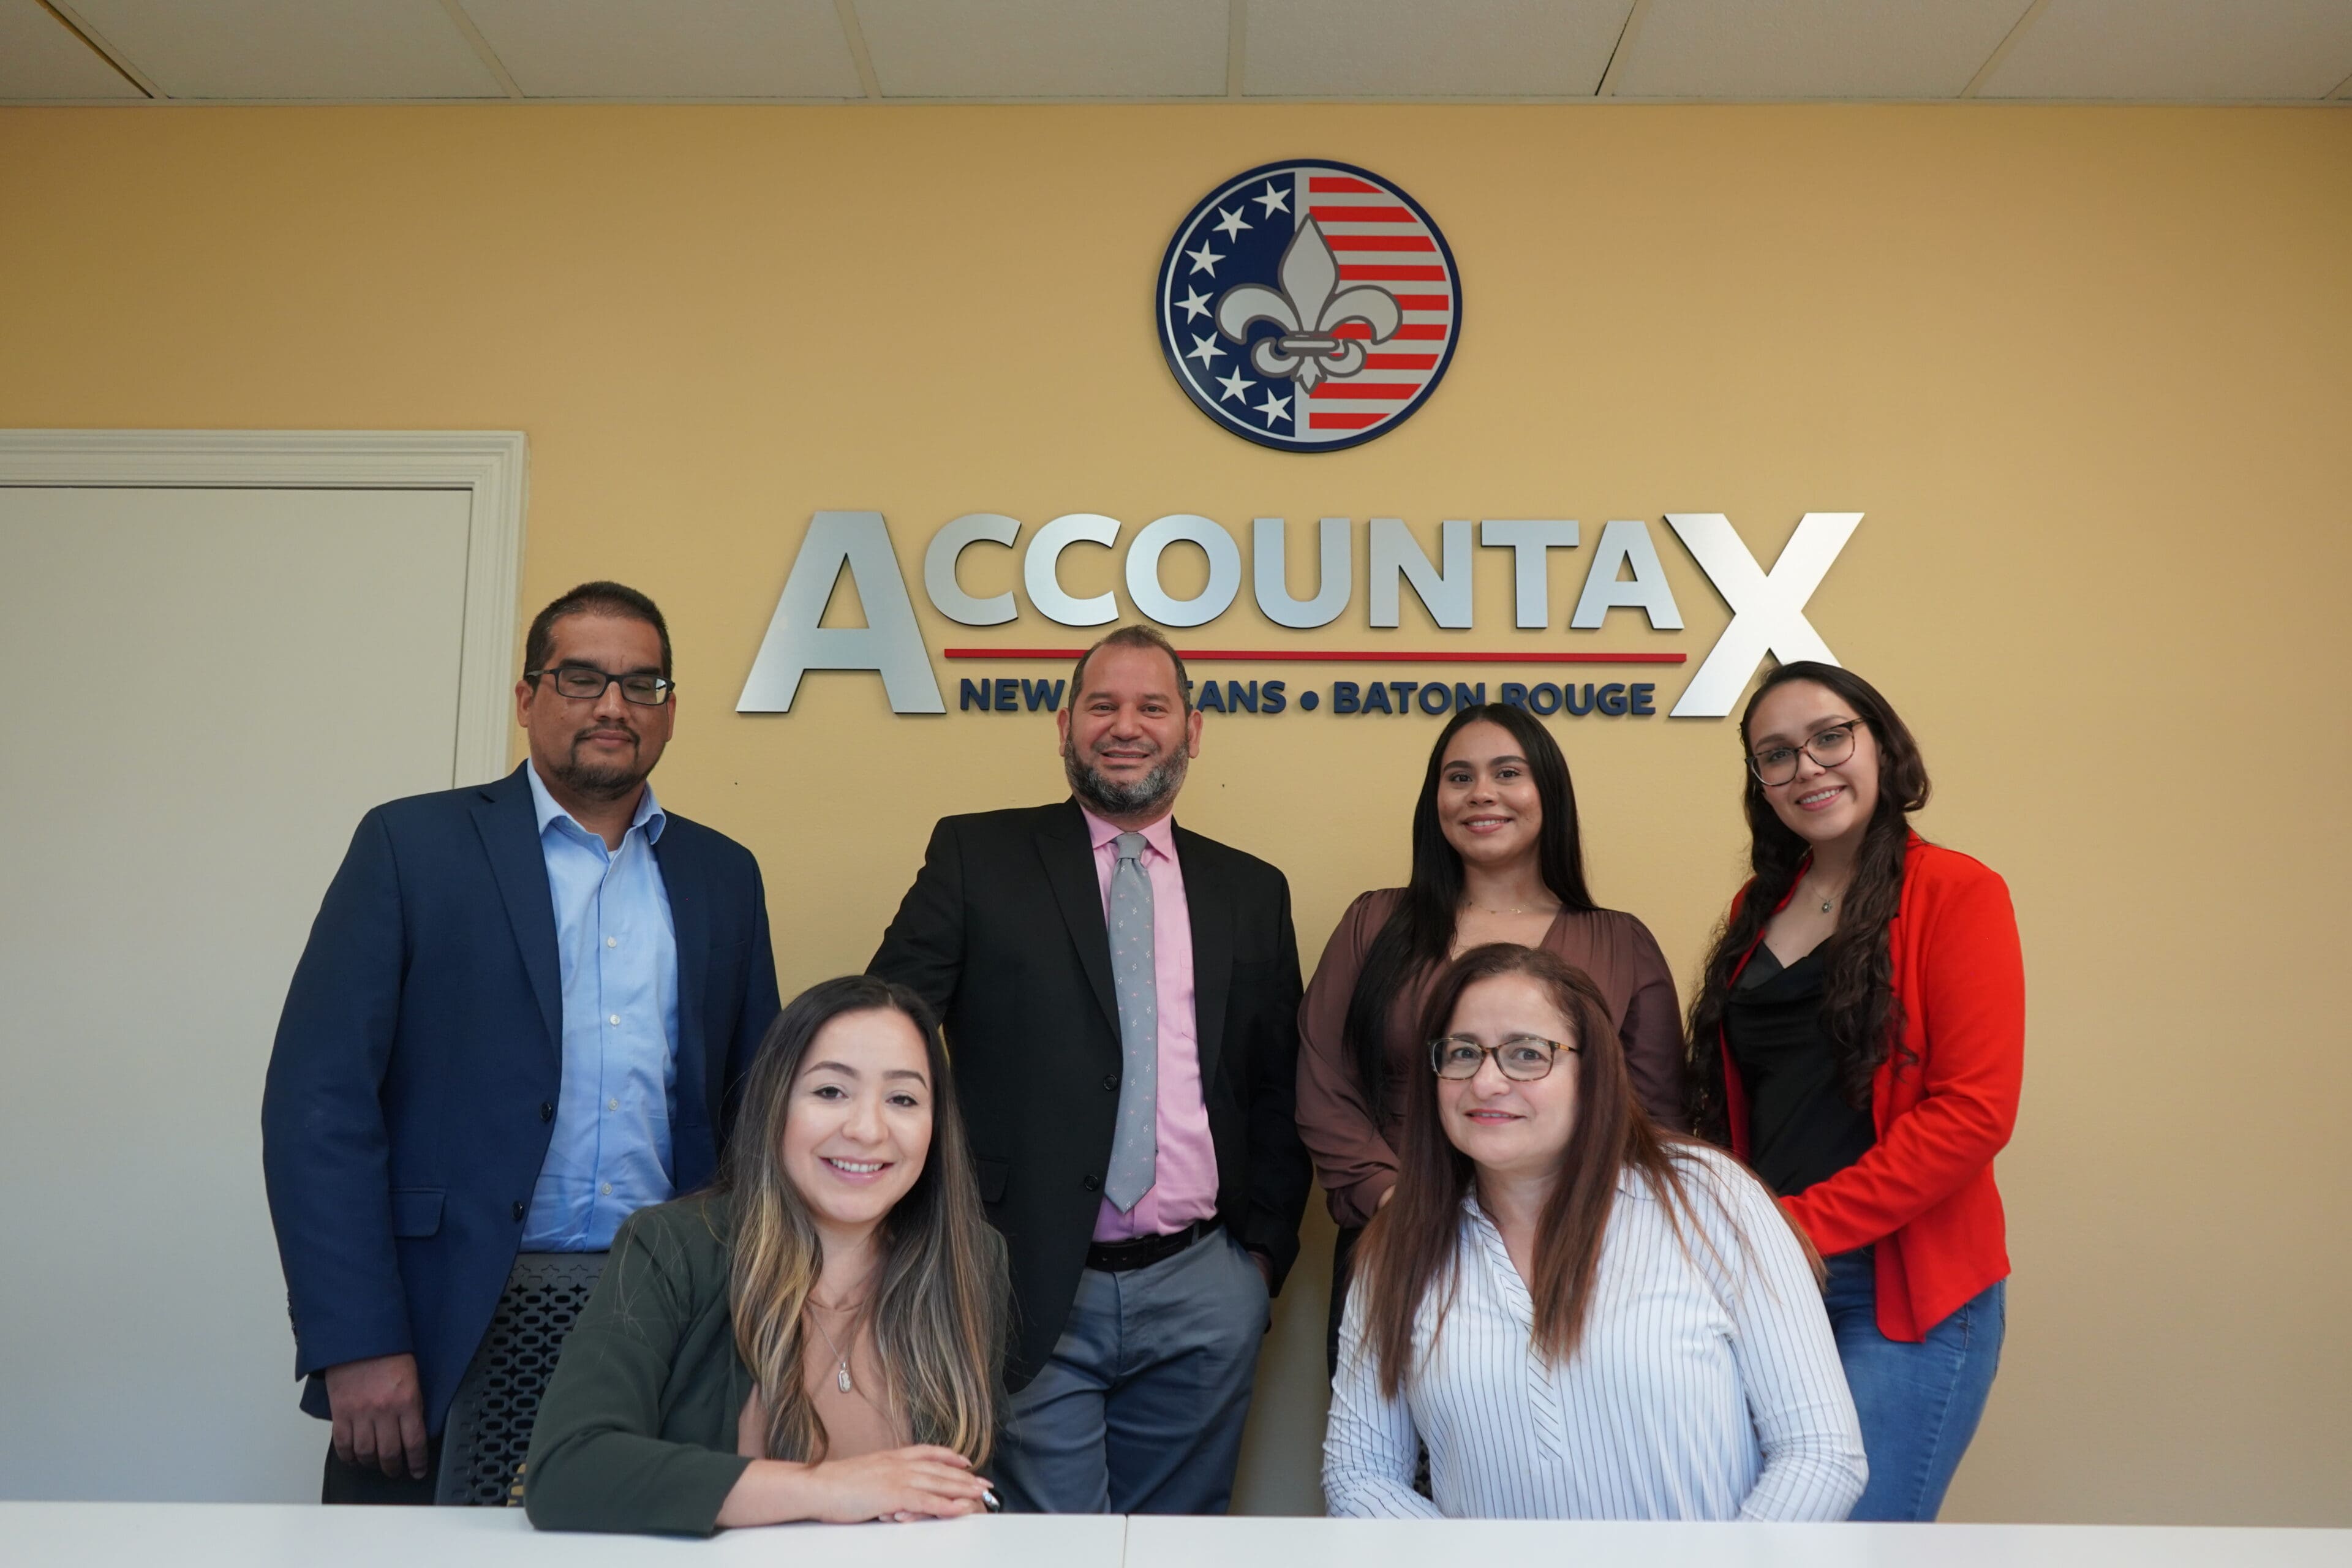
top-left (1158, 159), bottom-right (1462, 453)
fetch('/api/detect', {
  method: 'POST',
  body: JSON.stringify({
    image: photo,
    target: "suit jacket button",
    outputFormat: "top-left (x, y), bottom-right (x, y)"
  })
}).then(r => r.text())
top-left (1082, 1174), bottom-right (1101, 1192)
top-left (511, 1200), bottom-right (527, 1221)
top-left (1101, 1074), bottom-right (1119, 1092)
top-left (539, 1102), bottom-right (555, 1122)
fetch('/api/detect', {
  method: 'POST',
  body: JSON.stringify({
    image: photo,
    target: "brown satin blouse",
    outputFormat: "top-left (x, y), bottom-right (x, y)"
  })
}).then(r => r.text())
top-left (1295, 887), bottom-right (1688, 1228)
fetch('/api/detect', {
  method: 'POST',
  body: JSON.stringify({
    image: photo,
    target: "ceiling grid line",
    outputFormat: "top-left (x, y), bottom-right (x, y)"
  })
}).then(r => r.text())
top-left (1596, 0), bottom-right (1655, 99)
top-left (1962, 0), bottom-right (2054, 99)
top-left (39, 0), bottom-right (159, 98)
top-left (7, 2), bottom-right (2352, 108)
top-left (1225, 0), bottom-right (1245, 99)
top-left (439, 1), bottom-right (522, 100)
top-left (7, 91), bottom-right (2351, 109)
top-left (834, 0), bottom-right (883, 100)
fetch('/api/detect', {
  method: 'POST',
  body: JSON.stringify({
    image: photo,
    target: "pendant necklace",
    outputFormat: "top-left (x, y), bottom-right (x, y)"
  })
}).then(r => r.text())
top-left (805, 1300), bottom-right (858, 1394)
top-left (1465, 897), bottom-right (1560, 917)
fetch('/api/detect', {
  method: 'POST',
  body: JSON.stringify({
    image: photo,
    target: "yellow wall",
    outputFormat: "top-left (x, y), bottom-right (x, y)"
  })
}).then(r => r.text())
top-left (4, 103), bottom-right (2346, 1525)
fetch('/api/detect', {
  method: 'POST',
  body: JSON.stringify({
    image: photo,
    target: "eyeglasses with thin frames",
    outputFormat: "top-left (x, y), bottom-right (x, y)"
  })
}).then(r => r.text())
top-left (1747, 718), bottom-right (1866, 787)
top-left (1428, 1033), bottom-right (1580, 1082)
top-left (526, 663), bottom-right (676, 706)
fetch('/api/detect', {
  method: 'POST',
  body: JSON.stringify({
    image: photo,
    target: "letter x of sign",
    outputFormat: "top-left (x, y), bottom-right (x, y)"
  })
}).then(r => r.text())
top-left (1665, 513), bottom-right (1862, 718)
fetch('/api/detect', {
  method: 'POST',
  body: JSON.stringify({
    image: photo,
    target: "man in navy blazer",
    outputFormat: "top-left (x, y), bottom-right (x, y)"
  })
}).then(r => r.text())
top-left (262, 581), bottom-right (780, 1503)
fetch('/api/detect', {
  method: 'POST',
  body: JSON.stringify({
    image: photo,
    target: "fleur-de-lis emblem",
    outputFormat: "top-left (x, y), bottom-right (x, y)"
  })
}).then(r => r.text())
top-left (1215, 221), bottom-right (1402, 391)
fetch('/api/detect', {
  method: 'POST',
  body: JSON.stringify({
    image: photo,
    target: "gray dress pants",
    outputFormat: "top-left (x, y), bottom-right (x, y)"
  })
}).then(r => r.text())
top-left (995, 1228), bottom-right (1272, 1513)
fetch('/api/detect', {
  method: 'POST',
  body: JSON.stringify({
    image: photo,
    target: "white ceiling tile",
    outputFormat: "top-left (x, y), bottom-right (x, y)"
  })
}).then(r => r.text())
top-left (0, 0), bottom-right (144, 98)
top-left (1980, 0), bottom-right (2352, 100)
top-left (1243, 0), bottom-right (1634, 96)
top-left (854, 0), bottom-right (1227, 97)
top-left (1608, 0), bottom-right (2034, 99)
top-left (456, 0), bottom-right (862, 98)
top-left (69, 0), bottom-right (505, 99)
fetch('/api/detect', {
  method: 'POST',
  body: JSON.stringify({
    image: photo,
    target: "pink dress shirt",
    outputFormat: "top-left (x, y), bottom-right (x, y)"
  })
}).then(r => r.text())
top-left (1079, 805), bottom-right (1220, 1242)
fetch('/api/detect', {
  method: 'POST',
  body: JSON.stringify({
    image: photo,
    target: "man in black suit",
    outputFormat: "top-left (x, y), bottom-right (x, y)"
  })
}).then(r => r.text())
top-left (870, 625), bottom-right (1308, 1514)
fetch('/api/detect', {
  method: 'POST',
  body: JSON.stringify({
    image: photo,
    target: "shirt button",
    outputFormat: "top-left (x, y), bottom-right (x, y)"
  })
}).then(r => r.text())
top-left (606, 937), bottom-right (617, 948)
top-left (600, 1182), bottom-right (612, 1196)
top-left (608, 1098), bottom-right (620, 1112)
top-left (608, 1014), bottom-right (620, 1027)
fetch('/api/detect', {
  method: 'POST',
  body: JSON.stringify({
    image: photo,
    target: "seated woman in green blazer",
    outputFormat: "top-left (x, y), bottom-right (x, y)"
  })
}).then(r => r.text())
top-left (525, 974), bottom-right (1008, 1534)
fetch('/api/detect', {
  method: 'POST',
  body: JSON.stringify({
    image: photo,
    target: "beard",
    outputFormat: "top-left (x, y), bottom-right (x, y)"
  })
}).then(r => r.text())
top-left (551, 726), bottom-right (647, 802)
top-left (1063, 741), bottom-right (1188, 820)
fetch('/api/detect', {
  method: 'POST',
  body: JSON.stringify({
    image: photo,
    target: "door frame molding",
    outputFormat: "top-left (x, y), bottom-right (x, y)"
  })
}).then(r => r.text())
top-left (0, 429), bottom-right (527, 784)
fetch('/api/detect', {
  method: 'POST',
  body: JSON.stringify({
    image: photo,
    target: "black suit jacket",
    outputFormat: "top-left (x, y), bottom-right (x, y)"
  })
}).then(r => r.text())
top-left (869, 800), bottom-right (1310, 1388)
top-left (261, 764), bottom-right (782, 1432)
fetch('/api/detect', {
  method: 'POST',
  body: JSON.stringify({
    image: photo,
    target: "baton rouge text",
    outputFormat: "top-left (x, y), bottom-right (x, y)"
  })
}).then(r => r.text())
top-left (957, 676), bottom-right (1659, 718)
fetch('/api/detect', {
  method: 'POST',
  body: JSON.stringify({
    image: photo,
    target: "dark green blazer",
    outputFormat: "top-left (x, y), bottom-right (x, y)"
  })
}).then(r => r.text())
top-left (524, 1193), bottom-right (756, 1536)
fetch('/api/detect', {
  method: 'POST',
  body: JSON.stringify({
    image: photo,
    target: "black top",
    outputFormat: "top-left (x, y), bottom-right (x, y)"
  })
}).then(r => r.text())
top-left (1726, 944), bottom-right (1874, 1199)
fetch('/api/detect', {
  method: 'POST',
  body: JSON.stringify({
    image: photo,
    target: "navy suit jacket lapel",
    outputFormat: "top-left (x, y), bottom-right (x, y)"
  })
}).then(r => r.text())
top-left (473, 765), bottom-right (562, 1065)
top-left (1174, 824), bottom-right (1232, 1095)
top-left (1036, 801), bottom-right (1119, 1040)
top-left (654, 825), bottom-right (714, 1128)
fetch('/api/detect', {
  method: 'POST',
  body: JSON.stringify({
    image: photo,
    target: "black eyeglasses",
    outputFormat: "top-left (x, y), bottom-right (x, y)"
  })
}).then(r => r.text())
top-left (1747, 718), bottom-right (1865, 786)
top-left (526, 663), bottom-right (676, 706)
top-left (1428, 1034), bottom-right (1579, 1082)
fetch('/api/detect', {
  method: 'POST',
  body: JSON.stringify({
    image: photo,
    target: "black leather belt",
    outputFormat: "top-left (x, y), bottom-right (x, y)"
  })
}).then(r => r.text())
top-left (1085, 1217), bottom-right (1219, 1273)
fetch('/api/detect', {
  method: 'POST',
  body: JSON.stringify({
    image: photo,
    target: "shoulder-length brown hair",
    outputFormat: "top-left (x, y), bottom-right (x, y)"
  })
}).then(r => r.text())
top-left (1353, 944), bottom-right (1811, 1398)
top-left (722, 974), bottom-right (1007, 1465)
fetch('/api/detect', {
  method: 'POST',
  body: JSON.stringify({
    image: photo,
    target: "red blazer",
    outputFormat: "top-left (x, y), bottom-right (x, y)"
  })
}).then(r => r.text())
top-left (1721, 833), bottom-right (2024, 1342)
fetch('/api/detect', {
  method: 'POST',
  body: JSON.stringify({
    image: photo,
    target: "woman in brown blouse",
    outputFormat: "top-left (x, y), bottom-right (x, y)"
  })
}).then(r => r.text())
top-left (1297, 704), bottom-right (1686, 1365)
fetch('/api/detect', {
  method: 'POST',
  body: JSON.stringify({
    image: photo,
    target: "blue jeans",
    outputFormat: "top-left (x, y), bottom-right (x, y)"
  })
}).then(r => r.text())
top-left (1823, 1247), bottom-right (2005, 1521)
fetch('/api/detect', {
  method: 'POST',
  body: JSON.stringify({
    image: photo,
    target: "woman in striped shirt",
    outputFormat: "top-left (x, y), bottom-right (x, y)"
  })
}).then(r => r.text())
top-left (1324, 944), bottom-right (1864, 1520)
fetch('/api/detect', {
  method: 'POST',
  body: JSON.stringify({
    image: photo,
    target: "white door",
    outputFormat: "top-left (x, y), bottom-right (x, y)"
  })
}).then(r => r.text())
top-left (0, 485), bottom-right (477, 1501)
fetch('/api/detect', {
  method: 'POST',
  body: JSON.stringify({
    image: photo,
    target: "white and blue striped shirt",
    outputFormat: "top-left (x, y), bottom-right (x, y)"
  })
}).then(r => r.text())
top-left (1324, 1145), bottom-right (1866, 1521)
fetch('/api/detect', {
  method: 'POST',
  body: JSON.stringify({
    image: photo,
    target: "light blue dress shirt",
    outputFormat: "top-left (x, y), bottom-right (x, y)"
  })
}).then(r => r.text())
top-left (521, 763), bottom-right (681, 1251)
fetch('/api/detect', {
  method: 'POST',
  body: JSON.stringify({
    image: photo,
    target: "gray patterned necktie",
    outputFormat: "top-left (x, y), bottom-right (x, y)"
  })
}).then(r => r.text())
top-left (1103, 832), bottom-right (1158, 1212)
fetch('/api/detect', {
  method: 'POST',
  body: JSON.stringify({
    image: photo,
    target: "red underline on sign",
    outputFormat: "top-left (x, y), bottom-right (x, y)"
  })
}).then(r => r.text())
top-left (943, 649), bottom-right (1688, 665)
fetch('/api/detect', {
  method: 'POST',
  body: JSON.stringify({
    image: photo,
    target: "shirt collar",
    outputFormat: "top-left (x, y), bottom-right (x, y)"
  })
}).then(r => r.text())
top-left (1077, 801), bottom-right (1176, 862)
top-left (526, 760), bottom-right (666, 847)
top-left (1458, 1166), bottom-right (1650, 1232)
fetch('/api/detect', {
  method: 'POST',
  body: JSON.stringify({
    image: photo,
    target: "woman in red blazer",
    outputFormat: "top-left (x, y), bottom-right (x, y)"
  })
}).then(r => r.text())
top-left (1686, 662), bottom-right (2022, 1522)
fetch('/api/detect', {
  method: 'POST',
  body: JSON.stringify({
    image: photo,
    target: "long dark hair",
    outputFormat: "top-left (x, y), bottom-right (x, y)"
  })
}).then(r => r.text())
top-left (1341, 704), bottom-right (1597, 1116)
top-left (1356, 945), bottom-right (1781, 1396)
top-left (1685, 663), bottom-right (1932, 1143)
top-left (721, 975), bottom-right (1006, 1466)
